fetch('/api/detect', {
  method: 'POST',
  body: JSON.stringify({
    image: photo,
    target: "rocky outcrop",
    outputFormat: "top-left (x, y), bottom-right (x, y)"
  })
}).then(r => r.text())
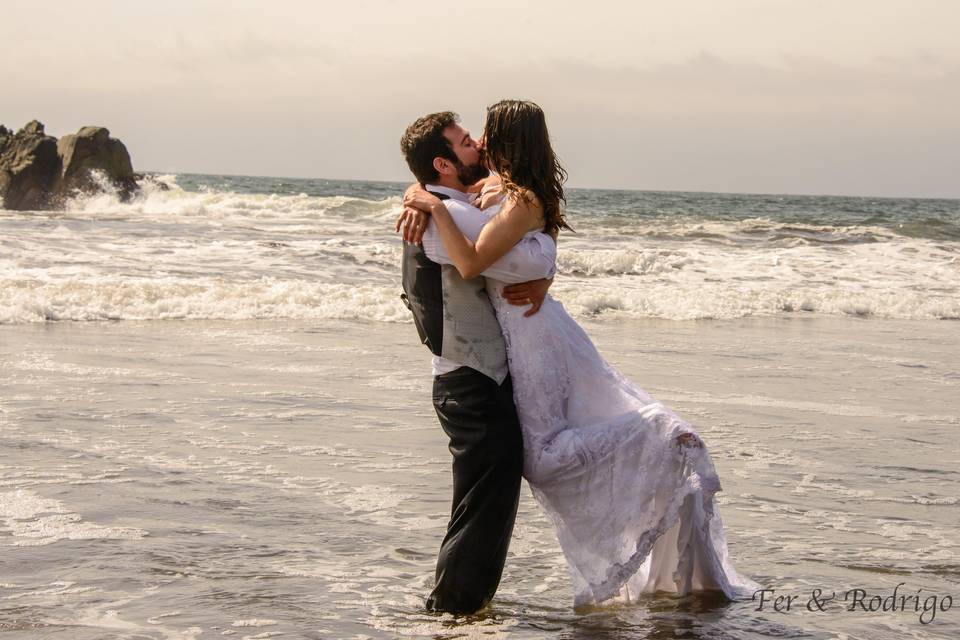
top-left (58, 126), bottom-right (138, 201)
top-left (0, 120), bottom-right (143, 210)
top-left (0, 121), bottom-right (61, 210)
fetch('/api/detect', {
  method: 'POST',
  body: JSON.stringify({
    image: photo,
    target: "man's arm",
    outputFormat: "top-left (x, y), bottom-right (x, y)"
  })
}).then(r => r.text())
top-left (500, 276), bottom-right (554, 316)
top-left (420, 200), bottom-right (555, 284)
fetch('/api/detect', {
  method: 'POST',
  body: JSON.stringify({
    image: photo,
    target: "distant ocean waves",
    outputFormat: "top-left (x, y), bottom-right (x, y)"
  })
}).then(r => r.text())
top-left (1, 173), bottom-right (958, 323)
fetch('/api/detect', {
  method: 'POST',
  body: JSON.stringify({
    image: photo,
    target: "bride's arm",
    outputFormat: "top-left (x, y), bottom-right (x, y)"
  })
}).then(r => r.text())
top-left (404, 189), bottom-right (543, 280)
top-left (394, 183), bottom-right (430, 244)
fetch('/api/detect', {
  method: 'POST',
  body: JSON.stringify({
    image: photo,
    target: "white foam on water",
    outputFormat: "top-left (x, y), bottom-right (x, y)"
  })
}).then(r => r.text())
top-left (792, 474), bottom-right (875, 499)
top-left (392, 515), bottom-right (443, 532)
top-left (857, 492), bottom-right (959, 507)
top-left (11, 351), bottom-right (163, 381)
top-left (62, 591), bottom-right (204, 640)
top-left (366, 374), bottom-right (431, 392)
top-left (558, 247), bottom-right (690, 276)
top-left (6, 271), bottom-right (956, 324)
top-left (231, 619), bottom-right (278, 627)
top-left (342, 485), bottom-right (411, 513)
top-left (1, 580), bottom-right (98, 601)
top-left (552, 277), bottom-right (960, 321)
top-left (0, 278), bottom-right (408, 323)
top-left (908, 495), bottom-right (957, 506)
top-left (583, 216), bottom-right (906, 246)
top-left (365, 599), bottom-right (521, 639)
top-left (0, 489), bottom-right (146, 546)
top-left (876, 521), bottom-right (956, 546)
top-left (660, 388), bottom-right (901, 419)
top-left (3, 175), bottom-right (958, 324)
top-left (147, 611), bottom-right (184, 624)
top-left (61, 173), bottom-right (400, 224)
top-left (0, 468), bottom-right (80, 488)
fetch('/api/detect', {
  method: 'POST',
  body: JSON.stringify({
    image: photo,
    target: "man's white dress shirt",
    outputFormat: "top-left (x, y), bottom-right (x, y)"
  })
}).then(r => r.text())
top-left (419, 184), bottom-right (556, 376)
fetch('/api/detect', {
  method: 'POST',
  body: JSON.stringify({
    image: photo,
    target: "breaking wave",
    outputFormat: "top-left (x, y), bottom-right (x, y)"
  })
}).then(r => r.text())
top-left (2, 173), bottom-right (958, 323)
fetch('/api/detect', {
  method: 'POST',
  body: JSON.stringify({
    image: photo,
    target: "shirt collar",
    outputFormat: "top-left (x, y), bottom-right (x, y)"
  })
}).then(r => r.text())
top-left (424, 184), bottom-right (475, 204)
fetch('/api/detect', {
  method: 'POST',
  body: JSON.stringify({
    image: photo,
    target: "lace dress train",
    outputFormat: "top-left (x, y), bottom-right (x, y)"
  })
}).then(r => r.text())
top-left (486, 267), bottom-right (761, 607)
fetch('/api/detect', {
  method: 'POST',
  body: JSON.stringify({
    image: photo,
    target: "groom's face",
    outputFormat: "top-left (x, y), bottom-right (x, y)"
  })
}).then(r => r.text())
top-left (441, 124), bottom-right (489, 187)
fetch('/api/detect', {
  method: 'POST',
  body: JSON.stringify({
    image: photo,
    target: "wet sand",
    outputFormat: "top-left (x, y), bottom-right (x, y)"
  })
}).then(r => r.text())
top-left (1, 315), bottom-right (958, 639)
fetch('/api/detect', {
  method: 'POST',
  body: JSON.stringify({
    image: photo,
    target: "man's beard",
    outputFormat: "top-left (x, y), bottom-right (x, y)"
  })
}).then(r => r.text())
top-left (455, 155), bottom-right (490, 187)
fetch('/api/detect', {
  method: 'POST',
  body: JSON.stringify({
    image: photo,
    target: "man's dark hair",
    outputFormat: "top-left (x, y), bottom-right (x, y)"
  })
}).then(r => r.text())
top-left (400, 111), bottom-right (459, 184)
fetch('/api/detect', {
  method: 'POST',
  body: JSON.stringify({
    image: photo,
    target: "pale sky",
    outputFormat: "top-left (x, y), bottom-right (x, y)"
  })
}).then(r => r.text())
top-left (3, 0), bottom-right (959, 197)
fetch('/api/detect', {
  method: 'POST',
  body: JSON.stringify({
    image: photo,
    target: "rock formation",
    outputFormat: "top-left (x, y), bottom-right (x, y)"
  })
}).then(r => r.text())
top-left (0, 121), bottom-right (61, 210)
top-left (58, 125), bottom-right (138, 201)
top-left (0, 120), bottom-right (144, 210)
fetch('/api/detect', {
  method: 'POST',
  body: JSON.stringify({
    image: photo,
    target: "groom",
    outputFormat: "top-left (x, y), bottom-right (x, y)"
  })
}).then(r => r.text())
top-left (397, 111), bottom-right (554, 614)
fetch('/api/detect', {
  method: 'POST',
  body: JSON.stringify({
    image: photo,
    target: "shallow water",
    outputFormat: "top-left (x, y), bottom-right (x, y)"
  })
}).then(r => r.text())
top-left (2, 315), bottom-right (958, 639)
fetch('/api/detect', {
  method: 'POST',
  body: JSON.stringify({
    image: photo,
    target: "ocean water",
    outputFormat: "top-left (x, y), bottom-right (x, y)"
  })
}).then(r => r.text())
top-left (2, 173), bottom-right (958, 324)
top-left (1, 175), bottom-right (959, 639)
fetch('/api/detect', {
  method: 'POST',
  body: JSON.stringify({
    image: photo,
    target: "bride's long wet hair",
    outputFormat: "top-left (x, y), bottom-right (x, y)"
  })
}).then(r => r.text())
top-left (483, 100), bottom-right (572, 234)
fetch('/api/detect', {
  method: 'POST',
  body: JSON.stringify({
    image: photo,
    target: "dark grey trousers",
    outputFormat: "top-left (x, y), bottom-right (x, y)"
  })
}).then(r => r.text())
top-left (425, 367), bottom-right (524, 615)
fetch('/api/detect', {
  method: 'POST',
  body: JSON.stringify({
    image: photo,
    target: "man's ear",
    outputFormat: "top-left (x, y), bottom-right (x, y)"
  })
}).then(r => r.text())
top-left (433, 157), bottom-right (452, 176)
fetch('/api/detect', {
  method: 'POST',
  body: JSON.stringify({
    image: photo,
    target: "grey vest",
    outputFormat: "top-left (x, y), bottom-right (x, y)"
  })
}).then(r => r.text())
top-left (400, 192), bottom-right (509, 384)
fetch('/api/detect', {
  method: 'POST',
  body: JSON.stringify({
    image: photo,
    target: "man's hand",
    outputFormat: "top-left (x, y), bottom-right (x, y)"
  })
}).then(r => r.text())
top-left (501, 277), bottom-right (553, 317)
top-left (395, 206), bottom-right (430, 244)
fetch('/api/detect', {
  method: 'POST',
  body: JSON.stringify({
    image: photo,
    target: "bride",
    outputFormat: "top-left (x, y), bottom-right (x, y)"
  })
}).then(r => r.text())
top-left (402, 99), bottom-right (761, 608)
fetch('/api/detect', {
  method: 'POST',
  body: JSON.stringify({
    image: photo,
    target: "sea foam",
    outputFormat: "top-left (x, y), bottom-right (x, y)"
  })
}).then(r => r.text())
top-left (0, 489), bottom-right (146, 546)
top-left (2, 174), bottom-right (958, 323)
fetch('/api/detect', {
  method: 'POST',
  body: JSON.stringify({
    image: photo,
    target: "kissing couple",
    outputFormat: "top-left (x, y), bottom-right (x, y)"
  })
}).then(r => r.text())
top-left (395, 100), bottom-right (761, 614)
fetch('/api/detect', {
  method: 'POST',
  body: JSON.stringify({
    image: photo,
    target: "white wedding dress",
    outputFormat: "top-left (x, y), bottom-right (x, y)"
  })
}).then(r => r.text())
top-left (482, 208), bottom-right (762, 607)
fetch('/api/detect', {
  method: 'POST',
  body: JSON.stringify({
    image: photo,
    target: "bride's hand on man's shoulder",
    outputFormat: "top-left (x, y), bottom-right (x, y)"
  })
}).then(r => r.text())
top-left (403, 182), bottom-right (423, 199)
top-left (477, 176), bottom-right (504, 209)
top-left (403, 188), bottom-right (443, 215)
top-left (395, 206), bottom-right (430, 244)
top-left (466, 174), bottom-right (501, 194)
